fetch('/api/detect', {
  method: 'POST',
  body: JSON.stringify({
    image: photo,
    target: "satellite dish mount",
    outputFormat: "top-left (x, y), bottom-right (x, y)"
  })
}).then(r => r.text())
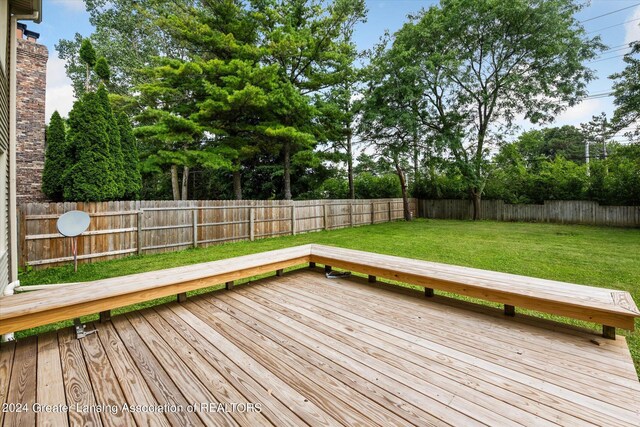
top-left (57, 210), bottom-right (91, 272)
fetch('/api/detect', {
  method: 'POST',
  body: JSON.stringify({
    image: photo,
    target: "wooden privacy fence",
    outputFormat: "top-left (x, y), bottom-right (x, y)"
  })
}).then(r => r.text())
top-left (418, 199), bottom-right (640, 227)
top-left (19, 198), bottom-right (416, 269)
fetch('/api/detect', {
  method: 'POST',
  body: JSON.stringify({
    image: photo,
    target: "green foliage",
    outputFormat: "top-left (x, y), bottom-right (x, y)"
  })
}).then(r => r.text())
top-left (383, 0), bottom-right (603, 216)
top-left (611, 42), bottom-right (640, 137)
top-left (94, 57), bottom-right (110, 82)
top-left (354, 173), bottom-right (402, 199)
top-left (63, 92), bottom-right (118, 201)
top-left (79, 38), bottom-right (96, 68)
top-left (117, 112), bottom-right (142, 199)
top-left (57, 1), bottom-right (188, 97)
top-left (97, 86), bottom-right (126, 198)
top-left (42, 111), bottom-right (67, 200)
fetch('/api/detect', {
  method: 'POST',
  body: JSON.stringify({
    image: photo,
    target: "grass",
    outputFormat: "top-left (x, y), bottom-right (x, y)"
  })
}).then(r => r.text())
top-left (17, 219), bottom-right (640, 375)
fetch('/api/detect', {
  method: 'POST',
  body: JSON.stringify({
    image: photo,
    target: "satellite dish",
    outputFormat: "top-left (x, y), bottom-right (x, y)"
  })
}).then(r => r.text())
top-left (57, 210), bottom-right (91, 272)
top-left (57, 210), bottom-right (90, 237)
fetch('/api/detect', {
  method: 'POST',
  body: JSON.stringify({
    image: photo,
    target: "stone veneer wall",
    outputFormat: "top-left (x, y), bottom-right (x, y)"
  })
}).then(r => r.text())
top-left (15, 36), bottom-right (47, 203)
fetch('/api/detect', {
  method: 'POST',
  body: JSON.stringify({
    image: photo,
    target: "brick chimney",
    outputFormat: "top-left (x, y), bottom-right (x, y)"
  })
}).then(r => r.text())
top-left (15, 22), bottom-right (48, 204)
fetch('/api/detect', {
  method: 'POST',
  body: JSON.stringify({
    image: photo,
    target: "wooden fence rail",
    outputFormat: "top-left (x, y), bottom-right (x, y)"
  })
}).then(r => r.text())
top-left (417, 199), bottom-right (640, 227)
top-left (19, 198), bottom-right (416, 269)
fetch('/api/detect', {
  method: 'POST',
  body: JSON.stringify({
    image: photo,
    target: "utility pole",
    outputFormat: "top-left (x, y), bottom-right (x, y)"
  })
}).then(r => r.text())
top-left (585, 139), bottom-right (590, 176)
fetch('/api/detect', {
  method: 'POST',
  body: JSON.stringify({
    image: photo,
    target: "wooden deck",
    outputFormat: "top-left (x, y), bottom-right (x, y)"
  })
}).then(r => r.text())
top-left (1, 269), bottom-right (639, 426)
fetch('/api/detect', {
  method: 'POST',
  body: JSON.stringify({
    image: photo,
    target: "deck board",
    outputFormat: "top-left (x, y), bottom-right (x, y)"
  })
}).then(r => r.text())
top-left (2, 269), bottom-right (639, 426)
top-left (36, 333), bottom-right (68, 427)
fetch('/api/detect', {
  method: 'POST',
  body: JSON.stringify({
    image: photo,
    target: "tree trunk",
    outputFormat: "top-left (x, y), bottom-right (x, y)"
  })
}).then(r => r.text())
top-left (171, 165), bottom-right (180, 201)
top-left (283, 141), bottom-right (292, 200)
top-left (85, 64), bottom-right (90, 93)
top-left (233, 170), bottom-right (242, 200)
top-left (395, 163), bottom-right (412, 221)
top-left (471, 189), bottom-right (481, 221)
top-left (181, 166), bottom-right (189, 201)
top-left (347, 134), bottom-right (354, 199)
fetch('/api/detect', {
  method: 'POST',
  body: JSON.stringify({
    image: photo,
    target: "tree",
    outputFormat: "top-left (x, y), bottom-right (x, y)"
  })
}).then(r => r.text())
top-left (97, 85), bottom-right (126, 198)
top-left (358, 35), bottom-right (427, 220)
top-left (391, 0), bottom-right (602, 219)
top-left (42, 111), bottom-right (67, 200)
top-left (63, 92), bottom-right (118, 201)
top-left (94, 57), bottom-right (110, 83)
top-left (117, 112), bottom-right (142, 199)
top-left (56, 0), bottom-right (188, 97)
top-left (250, 0), bottom-right (367, 199)
top-left (611, 40), bottom-right (640, 138)
top-left (79, 39), bottom-right (96, 92)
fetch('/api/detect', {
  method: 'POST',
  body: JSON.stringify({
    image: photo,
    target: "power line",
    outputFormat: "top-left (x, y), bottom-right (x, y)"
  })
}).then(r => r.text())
top-left (587, 17), bottom-right (640, 34)
top-left (580, 3), bottom-right (640, 23)
top-left (588, 53), bottom-right (628, 63)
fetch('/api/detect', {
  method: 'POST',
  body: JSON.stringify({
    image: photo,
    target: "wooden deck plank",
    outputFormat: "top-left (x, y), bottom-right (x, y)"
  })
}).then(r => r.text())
top-left (3, 336), bottom-right (37, 427)
top-left (277, 274), bottom-right (640, 425)
top-left (251, 282), bottom-right (595, 426)
top-left (36, 333), bottom-right (68, 427)
top-left (122, 312), bottom-right (242, 427)
top-left (58, 328), bottom-right (102, 427)
top-left (186, 296), bottom-right (401, 427)
top-left (95, 321), bottom-right (171, 427)
top-left (214, 291), bottom-right (492, 426)
top-left (261, 278), bottom-right (633, 426)
top-left (79, 328), bottom-right (135, 427)
top-left (153, 304), bottom-right (306, 427)
top-left (239, 283), bottom-right (574, 427)
top-left (289, 276), bottom-right (639, 401)
top-left (4, 268), bottom-right (640, 427)
top-left (187, 294), bottom-right (444, 427)
top-left (304, 274), bottom-right (640, 389)
top-left (137, 309), bottom-right (273, 427)
top-left (165, 303), bottom-right (342, 427)
top-left (109, 316), bottom-right (206, 427)
top-left (0, 341), bottom-right (15, 427)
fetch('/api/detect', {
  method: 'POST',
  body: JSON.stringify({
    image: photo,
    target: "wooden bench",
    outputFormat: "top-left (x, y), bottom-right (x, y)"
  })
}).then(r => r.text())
top-left (310, 245), bottom-right (639, 339)
top-left (1, 244), bottom-right (638, 340)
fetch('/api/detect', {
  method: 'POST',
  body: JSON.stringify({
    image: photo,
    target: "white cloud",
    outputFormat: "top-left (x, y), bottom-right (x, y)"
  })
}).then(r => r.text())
top-left (553, 98), bottom-right (606, 127)
top-left (50, 0), bottom-right (87, 13)
top-left (45, 53), bottom-right (75, 122)
top-left (624, 6), bottom-right (640, 45)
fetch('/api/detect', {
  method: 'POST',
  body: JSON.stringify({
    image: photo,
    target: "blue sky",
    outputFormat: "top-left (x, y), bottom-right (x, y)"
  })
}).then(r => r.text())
top-left (27, 0), bottom-right (640, 142)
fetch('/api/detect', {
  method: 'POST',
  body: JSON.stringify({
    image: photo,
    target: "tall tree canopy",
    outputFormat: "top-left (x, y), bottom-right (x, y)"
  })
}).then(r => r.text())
top-left (370, 0), bottom-right (603, 218)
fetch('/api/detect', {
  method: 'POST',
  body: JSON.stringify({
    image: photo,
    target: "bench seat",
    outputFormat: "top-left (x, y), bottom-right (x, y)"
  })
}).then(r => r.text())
top-left (310, 245), bottom-right (640, 332)
top-left (0, 244), bottom-right (637, 338)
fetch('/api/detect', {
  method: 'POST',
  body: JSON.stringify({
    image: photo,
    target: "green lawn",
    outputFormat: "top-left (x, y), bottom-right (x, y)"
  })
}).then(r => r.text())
top-left (18, 219), bottom-right (640, 375)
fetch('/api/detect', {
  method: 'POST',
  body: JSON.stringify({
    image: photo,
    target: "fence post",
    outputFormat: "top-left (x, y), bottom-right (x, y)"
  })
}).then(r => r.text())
top-left (388, 201), bottom-right (392, 222)
top-left (192, 209), bottom-right (198, 248)
top-left (249, 208), bottom-right (255, 241)
top-left (137, 211), bottom-right (143, 255)
top-left (371, 202), bottom-right (375, 225)
top-left (323, 204), bottom-right (329, 230)
top-left (349, 202), bottom-right (354, 227)
top-left (18, 206), bottom-right (27, 268)
top-left (291, 204), bottom-right (296, 235)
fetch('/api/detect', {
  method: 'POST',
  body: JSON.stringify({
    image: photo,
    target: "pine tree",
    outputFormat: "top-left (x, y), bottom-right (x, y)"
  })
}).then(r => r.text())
top-left (94, 57), bottom-right (110, 83)
top-left (41, 111), bottom-right (67, 200)
top-left (117, 112), bottom-right (142, 199)
top-left (63, 92), bottom-right (118, 201)
top-left (79, 39), bottom-right (96, 92)
top-left (97, 84), bottom-right (126, 198)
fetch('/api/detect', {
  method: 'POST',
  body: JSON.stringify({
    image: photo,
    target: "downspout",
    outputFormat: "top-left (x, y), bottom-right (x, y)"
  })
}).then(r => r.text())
top-left (1, 279), bottom-right (18, 341)
top-left (8, 15), bottom-right (18, 285)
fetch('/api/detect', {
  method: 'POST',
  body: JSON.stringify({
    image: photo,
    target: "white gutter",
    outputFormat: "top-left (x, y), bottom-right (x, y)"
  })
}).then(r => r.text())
top-left (1, 279), bottom-right (19, 341)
